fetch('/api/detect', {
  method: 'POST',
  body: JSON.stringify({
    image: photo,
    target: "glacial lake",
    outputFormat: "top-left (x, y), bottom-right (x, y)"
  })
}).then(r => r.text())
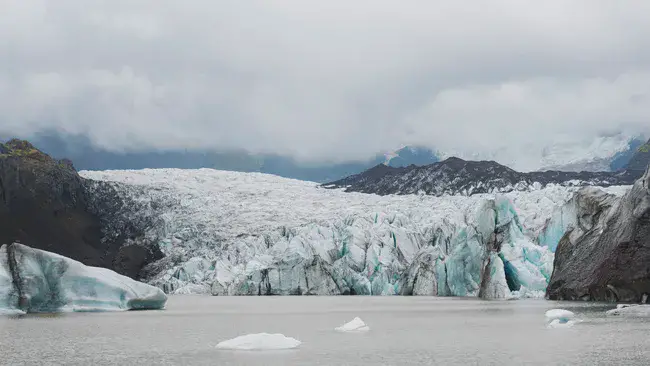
top-left (1, 296), bottom-right (649, 365)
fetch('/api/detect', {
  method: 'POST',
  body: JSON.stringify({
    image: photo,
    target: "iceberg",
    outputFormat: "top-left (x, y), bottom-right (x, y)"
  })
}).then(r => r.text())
top-left (545, 309), bottom-right (579, 328)
top-left (335, 317), bottom-right (370, 332)
top-left (0, 243), bottom-right (167, 314)
top-left (215, 333), bottom-right (301, 350)
top-left (545, 309), bottom-right (575, 322)
top-left (547, 319), bottom-right (578, 328)
top-left (606, 304), bottom-right (650, 316)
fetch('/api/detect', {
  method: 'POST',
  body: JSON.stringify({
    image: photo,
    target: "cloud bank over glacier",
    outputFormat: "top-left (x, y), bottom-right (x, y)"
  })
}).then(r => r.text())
top-left (2, 1), bottom-right (650, 169)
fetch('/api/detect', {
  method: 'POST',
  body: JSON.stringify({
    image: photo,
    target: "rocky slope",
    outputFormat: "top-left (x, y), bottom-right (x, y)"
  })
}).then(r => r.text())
top-left (0, 139), bottom-right (161, 279)
top-left (546, 166), bottom-right (650, 302)
top-left (626, 138), bottom-right (650, 173)
top-left (324, 157), bottom-right (641, 196)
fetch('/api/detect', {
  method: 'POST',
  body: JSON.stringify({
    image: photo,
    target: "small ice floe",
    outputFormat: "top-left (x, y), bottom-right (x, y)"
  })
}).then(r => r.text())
top-left (0, 309), bottom-right (26, 316)
top-left (606, 304), bottom-right (650, 316)
top-left (215, 333), bottom-right (301, 350)
top-left (547, 319), bottom-right (578, 328)
top-left (335, 317), bottom-right (370, 332)
top-left (545, 309), bottom-right (575, 322)
top-left (545, 309), bottom-right (578, 328)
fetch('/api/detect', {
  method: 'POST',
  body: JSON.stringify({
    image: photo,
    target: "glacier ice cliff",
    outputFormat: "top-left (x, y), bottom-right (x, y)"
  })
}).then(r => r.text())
top-left (79, 169), bottom-right (630, 299)
top-left (0, 243), bottom-right (167, 314)
top-left (547, 166), bottom-right (650, 302)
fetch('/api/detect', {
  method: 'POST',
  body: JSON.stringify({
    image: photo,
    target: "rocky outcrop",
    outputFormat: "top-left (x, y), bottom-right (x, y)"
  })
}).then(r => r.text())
top-left (547, 166), bottom-right (650, 302)
top-left (0, 139), bottom-right (162, 279)
top-left (626, 138), bottom-right (650, 173)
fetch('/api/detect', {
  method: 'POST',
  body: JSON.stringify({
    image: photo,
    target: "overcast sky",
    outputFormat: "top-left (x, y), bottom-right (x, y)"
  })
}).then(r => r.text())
top-left (2, 1), bottom-right (650, 169)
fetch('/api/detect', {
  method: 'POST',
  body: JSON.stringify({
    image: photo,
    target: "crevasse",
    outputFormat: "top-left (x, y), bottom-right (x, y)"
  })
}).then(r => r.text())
top-left (79, 169), bottom-right (630, 298)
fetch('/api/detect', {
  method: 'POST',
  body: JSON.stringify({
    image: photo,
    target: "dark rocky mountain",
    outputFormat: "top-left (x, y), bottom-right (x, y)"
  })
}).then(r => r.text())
top-left (625, 138), bottom-right (650, 173)
top-left (546, 166), bottom-right (650, 302)
top-left (609, 137), bottom-right (647, 171)
top-left (323, 157), bottom-right (643, 196)
top-left (0, 139), bottom-right (162, 279)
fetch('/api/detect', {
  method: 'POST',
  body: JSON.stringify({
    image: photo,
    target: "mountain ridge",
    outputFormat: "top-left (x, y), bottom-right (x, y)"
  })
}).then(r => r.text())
top-left (3, 130), bottom-right (646, 182)
top-left (324, 156), bottom-right (644, 196)
top-left (6, 132), bottom-right (438, 183)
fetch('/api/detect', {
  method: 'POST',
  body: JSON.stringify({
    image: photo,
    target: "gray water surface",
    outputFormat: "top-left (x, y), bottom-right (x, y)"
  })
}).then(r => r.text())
top-left (1, 296), bottom-right (648, 365)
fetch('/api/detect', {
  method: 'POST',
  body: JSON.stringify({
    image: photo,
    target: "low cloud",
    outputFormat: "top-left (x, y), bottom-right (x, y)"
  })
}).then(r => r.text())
top-left (1, 1), bottom-right (650, 169)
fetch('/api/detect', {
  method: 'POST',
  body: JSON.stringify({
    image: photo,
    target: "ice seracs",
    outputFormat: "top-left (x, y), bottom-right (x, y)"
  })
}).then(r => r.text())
top-left (0, 243), bottom-right (167, 314)
top-left (215, 333), bottom-right (301, 350)
top-left (335, 317), bottom-right (370, 332)
top-left (80, 168), bottom-right (632, 298)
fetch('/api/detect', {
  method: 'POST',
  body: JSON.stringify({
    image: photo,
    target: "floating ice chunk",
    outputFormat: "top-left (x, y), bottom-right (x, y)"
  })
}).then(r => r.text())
top-left (547, 319), bottom-right (577, 328)
top-left (545, 309), bottom-right (575, 322)
top-left (0, 243), bottom-right (167, 313)
top-left (0, 308), bottom-right (26, 316)
top-left (544, 309), bottom-right (579, 328)
top-left (606, 304), bottom-right (650, 316)
top-left (215, 333), bottom-right (301, 350)
top-left (335, 317), bottom-right (370, 332)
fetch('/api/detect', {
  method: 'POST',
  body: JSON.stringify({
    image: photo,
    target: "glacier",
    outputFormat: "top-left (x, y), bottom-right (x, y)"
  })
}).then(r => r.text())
top-left (0, 243), bottom-right (167, 314)
top-left (80, 168), bottom-right (630, 298)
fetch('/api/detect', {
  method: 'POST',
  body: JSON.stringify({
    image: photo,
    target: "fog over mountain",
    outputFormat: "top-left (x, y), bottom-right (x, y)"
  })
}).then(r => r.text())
top-left (2, 1), bottom-right (650, 171)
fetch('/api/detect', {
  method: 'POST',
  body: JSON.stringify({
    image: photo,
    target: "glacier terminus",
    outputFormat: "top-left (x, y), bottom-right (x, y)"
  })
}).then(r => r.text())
top-left (80, 168), bottom-right (630, 299)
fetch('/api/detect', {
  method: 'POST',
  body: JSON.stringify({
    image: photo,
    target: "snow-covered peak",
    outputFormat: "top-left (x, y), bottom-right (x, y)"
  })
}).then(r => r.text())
top-left (437, 133), bottom-right (645, 172)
